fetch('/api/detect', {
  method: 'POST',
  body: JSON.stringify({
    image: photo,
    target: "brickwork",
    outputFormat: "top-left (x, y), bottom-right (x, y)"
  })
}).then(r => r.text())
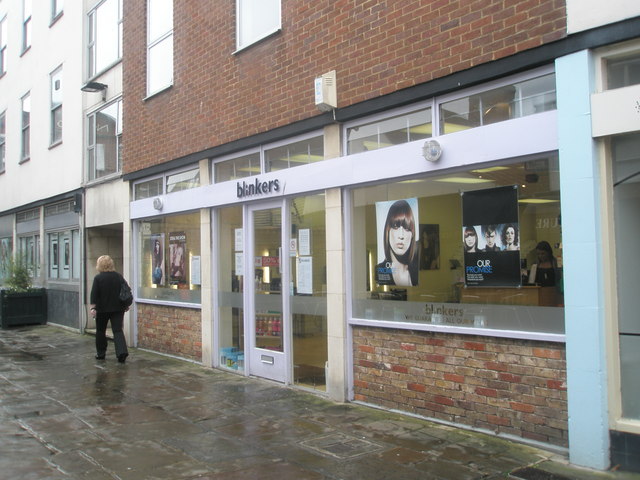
top-left (352, 326), bottom-right (568, 447)
top-left (123, 0), bottom-right (567, 174)
top-left (136, 304), bottom-right (202, 362)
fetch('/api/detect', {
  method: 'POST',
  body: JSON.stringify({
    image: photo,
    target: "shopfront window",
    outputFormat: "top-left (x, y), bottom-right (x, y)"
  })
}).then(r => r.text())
top-left (612, 132), bottom-right (640, 420)
top-left (290, 193), bottom-right (327, 391)
top-left (137, 212), bottom-right (201, 304)
top-left (349, 154), bottom-right (564, 335)
top-left (0, 237), bottom-right (12, 281)
top-left (216, 205), bottom-right (245, 371)
top-left (47, 230), bottom-right (78, 280)
top-left (18, 234), bottom-right (39, 278)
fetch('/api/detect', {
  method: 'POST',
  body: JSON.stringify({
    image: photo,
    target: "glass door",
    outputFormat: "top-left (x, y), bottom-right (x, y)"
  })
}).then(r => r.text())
top-left (247, 202), bottom-right (288, 382)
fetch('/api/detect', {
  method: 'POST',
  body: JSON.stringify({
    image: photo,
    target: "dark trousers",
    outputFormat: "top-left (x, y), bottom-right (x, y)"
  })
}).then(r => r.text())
top-left (95, 311), bottom-right (128, 357)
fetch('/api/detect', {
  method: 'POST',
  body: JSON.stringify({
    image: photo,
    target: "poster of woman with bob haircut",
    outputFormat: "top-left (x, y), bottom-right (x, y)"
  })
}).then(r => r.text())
top-left (375, 198), bottom-right (420, 287)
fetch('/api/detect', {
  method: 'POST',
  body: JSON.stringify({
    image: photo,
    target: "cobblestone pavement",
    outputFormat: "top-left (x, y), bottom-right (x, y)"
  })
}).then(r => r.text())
top-left (1, 325), bottom-right (638, 480)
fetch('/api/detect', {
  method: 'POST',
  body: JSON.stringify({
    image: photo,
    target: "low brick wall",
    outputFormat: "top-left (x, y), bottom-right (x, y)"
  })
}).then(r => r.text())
top-left (353, 326), bottom-right (568, 447)
top-left (137, 304), bottom-right (202, 362)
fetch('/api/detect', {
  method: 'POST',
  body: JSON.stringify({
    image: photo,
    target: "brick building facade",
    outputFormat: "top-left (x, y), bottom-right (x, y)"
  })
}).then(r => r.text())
top-left (120, 0), bottom-right (640, 472)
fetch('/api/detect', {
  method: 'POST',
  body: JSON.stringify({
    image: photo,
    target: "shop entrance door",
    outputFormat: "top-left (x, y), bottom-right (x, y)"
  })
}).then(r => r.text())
top-left (247, 202), bottom-right (289, 383)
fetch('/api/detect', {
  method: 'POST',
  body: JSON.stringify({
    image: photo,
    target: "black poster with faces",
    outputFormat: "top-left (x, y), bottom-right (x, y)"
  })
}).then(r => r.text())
top-left (462, 185), bottom-right (521, 287)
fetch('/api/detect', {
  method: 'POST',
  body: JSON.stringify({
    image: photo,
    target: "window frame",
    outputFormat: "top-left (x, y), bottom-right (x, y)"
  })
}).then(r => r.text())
top-left (344, 153), bottom-right (565, 343)
top-left (50, 66), bottom-right (63, 146)
top-left (211, 131), bottom-right (324, 183)
top-left (87, 0), bottom-right (123, 78)
top-left (86, 98), bottom-right (122, 182)
top-left (22, 0), bottom-right (32, 53)
top-left (133, 165), bottom-right (200, 200)
top-left (0, 15), bottom-right (7, 76)
top-left (47, 229), bottom-right (79, 281)
top-left (20, 92), bottom-right (31, 163)
top-left (344, 101), bottom-right (435, 155)
top-left (146, 0), bottom-right (173, 97)
top-left (235, 0), bottom-right (281, 52)
top-left (51, 0), bottom-right (63, 24)
top-left (17, 233), bottom-right (40, 279)
top-left (0, 110), bottom-right (5, 173)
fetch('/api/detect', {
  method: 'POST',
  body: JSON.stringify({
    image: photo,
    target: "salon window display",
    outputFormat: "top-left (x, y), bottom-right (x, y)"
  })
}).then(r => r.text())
top-left (137, 213), bottom-right (201, 304)
top-left (375, 198), bottom-right (419, 287)
top-left (350, 156), bottom-right (564, 335)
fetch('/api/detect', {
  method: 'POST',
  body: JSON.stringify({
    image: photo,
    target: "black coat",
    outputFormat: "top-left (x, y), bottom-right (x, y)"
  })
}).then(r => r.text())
top-left (90, 271), bottom-right (126, 313)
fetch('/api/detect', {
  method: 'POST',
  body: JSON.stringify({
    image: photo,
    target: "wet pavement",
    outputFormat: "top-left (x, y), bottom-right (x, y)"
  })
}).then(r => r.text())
top-left (1, 325), bottom-right (639, 480)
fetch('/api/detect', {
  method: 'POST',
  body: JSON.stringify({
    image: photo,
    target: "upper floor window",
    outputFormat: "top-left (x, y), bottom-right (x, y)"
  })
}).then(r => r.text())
top-left (440, 73), bottom-right (556, 134)
top-left (134, 166), bottom-right (200, 200)
top-left (347, 106), bottom-right (432, 155)
top-left (87, 99), bottom-right (121, 181)
top-left (236, 0), bottom-right (281, 51)
top-left (147, 0), bottom-right (173, 96)
top-left (22, 0), bottom-right (32, 52)
top-left (0, 16), bottom-right (7, 75)
top-left (0, 111), bottom-right (6, 173)
top-left (51, 0), bottom-right (63, 23)
top-left (50, 66), bottom-right (63, 145)
top-left (88, 0), bottom-right (123, 77)
top-left (21, 92), bottom-right (31, 162)
top-left (606, 52), bottom-right (640, 90)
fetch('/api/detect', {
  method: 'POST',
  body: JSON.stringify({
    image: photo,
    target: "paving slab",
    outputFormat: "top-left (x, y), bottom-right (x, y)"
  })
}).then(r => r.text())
top-left (1, 325), bottom-right (639, 480)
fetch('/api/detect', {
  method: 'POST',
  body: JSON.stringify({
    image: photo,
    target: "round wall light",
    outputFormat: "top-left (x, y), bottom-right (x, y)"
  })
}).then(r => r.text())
top-left (153, 197), bottom-right (163, 210)
top-left (422, 139), bottom-right (442, 162)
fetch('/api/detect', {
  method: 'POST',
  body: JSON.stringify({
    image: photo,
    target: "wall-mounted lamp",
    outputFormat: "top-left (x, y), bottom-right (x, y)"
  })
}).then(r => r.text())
top-left (422, 139), bottom-right (442, 162)
top-left (81, 81), bottom-right (108, 101)
top-left (153, 197), bottom-right (163, 211)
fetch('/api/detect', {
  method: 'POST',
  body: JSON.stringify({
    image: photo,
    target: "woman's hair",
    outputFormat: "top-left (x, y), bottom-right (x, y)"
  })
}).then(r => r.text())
top-left (536, 241), bottom-right (554, 259)
top-left (535, 240), bottom-right (558, 269)
top-left (383, 200), bottom-right (417, 264)
top-left (463, 226), bottom-right (478, 252)
top-left (502, 223), bottom-right (519, 246)
top-left (96, 255), bottom-right (116, 273)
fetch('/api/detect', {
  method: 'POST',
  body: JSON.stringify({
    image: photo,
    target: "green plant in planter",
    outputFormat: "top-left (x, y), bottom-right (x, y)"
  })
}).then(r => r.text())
top-left (5, 259), bottom-right (33, 292)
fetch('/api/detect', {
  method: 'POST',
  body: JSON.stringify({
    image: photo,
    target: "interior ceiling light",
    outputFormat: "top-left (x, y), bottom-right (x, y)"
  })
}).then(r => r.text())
top-left (471, 166), bottom-right (510, 173)
top-left (518, 198), bottom-right (559, 204)
top-left (434, 177), bottom-right (493, 184)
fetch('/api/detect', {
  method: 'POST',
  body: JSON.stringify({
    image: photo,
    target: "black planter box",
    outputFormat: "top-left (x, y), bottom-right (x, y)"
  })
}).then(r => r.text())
top-left (0, 289), bottom-right (47, 329)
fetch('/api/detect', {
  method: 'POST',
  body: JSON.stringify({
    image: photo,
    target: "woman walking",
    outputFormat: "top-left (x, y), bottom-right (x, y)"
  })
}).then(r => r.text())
top-left (89, 255), bottom-right (130, 363)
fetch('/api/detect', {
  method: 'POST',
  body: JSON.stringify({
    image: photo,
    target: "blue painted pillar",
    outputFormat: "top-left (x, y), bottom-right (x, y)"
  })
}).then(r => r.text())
top-left (556, 51), bottom-right (609, 470)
